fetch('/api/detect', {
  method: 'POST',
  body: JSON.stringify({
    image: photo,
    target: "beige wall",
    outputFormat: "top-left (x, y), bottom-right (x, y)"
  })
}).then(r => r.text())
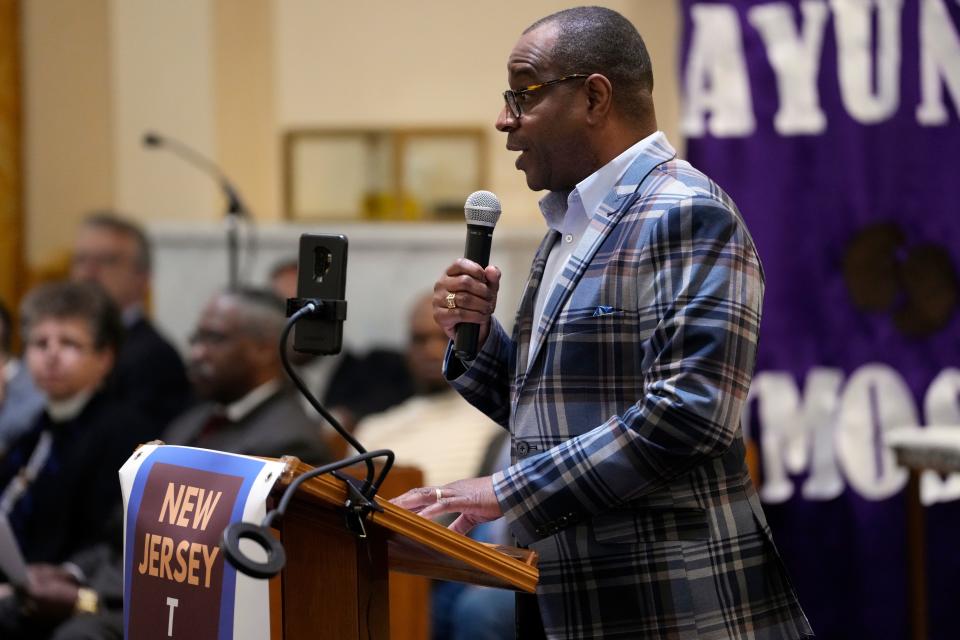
top-left (110, 0), bottom-right (218, 223)
top-left (22, 0), bottom-right (114, 266)
top-left (23, 0), bottom-right (682, 263)
top-left (214, 0), bottom-right (276, 222)
top-left (270, 0), bottom-right (681, 225)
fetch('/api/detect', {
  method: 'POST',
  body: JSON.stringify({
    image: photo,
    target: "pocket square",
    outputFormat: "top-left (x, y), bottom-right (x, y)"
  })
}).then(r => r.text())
top-left (593, 305), bottom-right (615, 317)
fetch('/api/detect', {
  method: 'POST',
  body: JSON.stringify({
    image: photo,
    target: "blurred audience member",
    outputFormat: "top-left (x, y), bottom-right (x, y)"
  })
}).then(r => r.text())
top-left (0, 282), bottom-right (149, 560)
top-left (164, 288), bottom-right (330, 465)
top-left (269, 258), bottom-right (413, 441)
top-left (351, 293), bottom-right (507, 640)
top-left (0, 299), bottom-right (45, 454)
top-left (71, 213), bottom-right (192, 428)
top-left (0, 281), bottom-right (152, 640)
top-left (352, 292), bottom-right (504, 487)
top-left (435, 436), bottom-right (515, 640)
top-left (0, 510), bottom-right (126, 640)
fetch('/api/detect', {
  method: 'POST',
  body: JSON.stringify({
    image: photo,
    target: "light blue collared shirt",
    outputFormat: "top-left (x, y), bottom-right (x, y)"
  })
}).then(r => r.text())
top-left (528, 131), bottom-right (664, 362)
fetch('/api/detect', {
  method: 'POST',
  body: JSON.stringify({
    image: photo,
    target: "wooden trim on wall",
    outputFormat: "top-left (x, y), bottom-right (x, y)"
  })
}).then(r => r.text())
top-left (0, 0), bottom-right (24, 324)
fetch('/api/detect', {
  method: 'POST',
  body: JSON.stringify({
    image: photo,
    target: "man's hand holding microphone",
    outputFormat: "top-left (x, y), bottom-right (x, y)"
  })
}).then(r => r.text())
top-left (392, 191), bottom-right (507, 534)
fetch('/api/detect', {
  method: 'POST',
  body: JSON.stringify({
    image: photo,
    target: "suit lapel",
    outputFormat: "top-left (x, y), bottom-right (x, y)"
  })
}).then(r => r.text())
top-left (524, 136), bottom-right (677, 376)
top-left (516, 230), bottom-right (560, 378)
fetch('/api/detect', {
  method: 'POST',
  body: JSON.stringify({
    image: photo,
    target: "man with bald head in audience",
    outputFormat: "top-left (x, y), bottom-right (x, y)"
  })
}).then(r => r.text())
top-left (163, 288), bottom-right (329, 465)
top-left (71, 213), bottom-right (192, 428)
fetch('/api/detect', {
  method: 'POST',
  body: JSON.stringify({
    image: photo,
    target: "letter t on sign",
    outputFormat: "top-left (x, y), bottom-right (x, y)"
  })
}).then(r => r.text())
top-left (166, 597), bottom-right (179, 637)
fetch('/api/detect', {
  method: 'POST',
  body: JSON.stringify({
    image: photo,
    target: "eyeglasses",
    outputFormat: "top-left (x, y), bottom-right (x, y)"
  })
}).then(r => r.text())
top-left (71, 252), bottom-right (132, 270)
top-left (502, 74), bottom-right (590, 119)
top-left (26, 335), bottom-right (96, 356)
top-left (188, 329), bottom-right (233, 347)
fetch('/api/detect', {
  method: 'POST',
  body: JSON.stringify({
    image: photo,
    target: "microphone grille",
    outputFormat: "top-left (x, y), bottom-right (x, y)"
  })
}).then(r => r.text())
top-left (464, 190), bottom-right (501, 228)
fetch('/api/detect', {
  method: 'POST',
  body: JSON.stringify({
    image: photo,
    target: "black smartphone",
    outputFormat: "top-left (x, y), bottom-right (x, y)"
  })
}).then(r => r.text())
top-left (293, 234), bottom-right (348, 355)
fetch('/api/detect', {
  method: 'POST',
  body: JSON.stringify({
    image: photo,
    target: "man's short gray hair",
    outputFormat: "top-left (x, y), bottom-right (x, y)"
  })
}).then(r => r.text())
top-left (223, 287), bottom-right (287, 343)
top-left (525, 6), bottom-right (654, 117)
top-left (81, 211), bottom-right (152, 273)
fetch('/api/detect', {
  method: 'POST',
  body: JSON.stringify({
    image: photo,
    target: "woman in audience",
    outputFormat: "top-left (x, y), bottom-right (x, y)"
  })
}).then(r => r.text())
top-left (0, 281), bottom-right (153, 639)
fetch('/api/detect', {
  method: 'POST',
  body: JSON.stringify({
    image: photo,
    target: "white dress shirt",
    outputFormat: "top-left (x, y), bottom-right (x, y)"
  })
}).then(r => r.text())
top-left (528, 131), bottom-right (665, 361)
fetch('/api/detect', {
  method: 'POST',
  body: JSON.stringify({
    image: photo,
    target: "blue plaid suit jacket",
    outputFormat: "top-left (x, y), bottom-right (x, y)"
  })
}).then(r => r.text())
top-left (445, 135), bottom-right (813, 639)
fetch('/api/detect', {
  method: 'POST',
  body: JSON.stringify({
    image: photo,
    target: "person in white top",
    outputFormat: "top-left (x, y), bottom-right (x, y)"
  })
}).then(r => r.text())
top-left (352, 293), bottom-right (504, 487)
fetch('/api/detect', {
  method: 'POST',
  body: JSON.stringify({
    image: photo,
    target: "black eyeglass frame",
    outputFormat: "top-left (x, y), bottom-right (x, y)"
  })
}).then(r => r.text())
top-left (502, 74), bottom-right (590, 118)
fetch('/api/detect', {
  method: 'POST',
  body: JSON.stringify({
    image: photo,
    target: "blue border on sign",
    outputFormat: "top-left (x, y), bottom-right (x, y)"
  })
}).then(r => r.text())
top-left (122, 446), bottom-right (266, 640)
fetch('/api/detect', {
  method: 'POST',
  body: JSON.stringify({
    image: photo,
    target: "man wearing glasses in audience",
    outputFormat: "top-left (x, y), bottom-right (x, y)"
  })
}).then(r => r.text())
top-left (71, 213), bottom-right (192, 429)
top-left (0, 281), bottom-right (152, 639)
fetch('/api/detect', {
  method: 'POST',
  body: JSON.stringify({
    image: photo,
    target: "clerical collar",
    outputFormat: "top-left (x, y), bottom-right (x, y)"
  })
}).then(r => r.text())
top-left (47, 389), bottom-right (95, 423)
top-left (224, 379), bottom-right (281, 423)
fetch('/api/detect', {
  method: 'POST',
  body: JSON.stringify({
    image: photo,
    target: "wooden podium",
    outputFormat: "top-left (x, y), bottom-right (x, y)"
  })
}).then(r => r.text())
top-left (266, 458), bottom-right (538, 639)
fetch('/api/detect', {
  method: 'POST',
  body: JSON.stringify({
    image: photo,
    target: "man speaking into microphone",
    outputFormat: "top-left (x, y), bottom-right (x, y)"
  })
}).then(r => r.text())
top-left (393, 7), bottom-right (812, 639)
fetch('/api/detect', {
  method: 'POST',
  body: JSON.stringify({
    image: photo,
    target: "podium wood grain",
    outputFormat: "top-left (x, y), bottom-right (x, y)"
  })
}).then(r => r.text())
top-left (269, 458), bottom-right (538, 639)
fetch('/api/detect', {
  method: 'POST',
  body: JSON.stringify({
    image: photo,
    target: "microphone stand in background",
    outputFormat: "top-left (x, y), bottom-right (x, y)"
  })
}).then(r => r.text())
top-left (143, 131), bottom-right (254, 290)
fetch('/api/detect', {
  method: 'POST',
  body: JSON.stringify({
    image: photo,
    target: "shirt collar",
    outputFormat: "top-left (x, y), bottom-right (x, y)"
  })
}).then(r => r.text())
top-left (122, 304), bottom-right (145, 328)
top-left (224, 379), bottom-right (281, 422)
top-left (47, 389), bottom-right (95, 423)
top-left (539, 130), bottom-right (665, 235)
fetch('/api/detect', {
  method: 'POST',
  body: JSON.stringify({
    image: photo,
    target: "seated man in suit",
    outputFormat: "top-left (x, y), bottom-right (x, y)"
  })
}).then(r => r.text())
top-left (71, 212), bottom-right (193, 429)
top-left (0, 299), bottom-right (45, 454)
top-left (0, 281), bottom-right (152, 639)
top-left (163, 287), bottom-right (330, 465)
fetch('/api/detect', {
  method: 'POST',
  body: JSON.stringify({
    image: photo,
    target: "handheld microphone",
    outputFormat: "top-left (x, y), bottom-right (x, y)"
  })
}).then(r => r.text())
top-left (454, 190), bottom-right (501, 360)
top-left (142, 130), bottom-right (248, 217)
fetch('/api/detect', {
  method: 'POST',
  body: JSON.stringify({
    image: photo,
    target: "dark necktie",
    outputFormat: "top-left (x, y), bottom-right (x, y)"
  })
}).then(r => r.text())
top-left (195, 411), bottom-right (233, 447)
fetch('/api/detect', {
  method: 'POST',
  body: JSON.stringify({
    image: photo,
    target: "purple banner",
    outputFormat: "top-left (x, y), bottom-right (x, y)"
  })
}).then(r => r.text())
top-left (681, 1), bottom-right (960, 638)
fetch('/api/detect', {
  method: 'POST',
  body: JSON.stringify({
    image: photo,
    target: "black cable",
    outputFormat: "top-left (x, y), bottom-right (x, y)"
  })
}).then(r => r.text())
top-left (261, 448), bottom-right (394, 529)
top-left (221, 448), bottom-right (395, 579)
top-left (279, 302), bottom-right (378, 497)
top-left (222, 299), bottom-right (398, 580)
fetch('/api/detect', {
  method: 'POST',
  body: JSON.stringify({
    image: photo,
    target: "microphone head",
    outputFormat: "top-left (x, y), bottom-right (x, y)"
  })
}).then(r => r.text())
top-left (143, 132), bottom-right (162, 147)
top-left (464, 190), bottom-right (501, 229)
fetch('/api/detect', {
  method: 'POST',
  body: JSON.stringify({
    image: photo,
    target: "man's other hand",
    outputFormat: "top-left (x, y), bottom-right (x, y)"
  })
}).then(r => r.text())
top-left (391, 475), bottom-right (503, 536)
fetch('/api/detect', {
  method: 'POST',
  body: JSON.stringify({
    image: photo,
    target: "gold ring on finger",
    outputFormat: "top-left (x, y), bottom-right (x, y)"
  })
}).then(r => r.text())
top-left (445, 293), bottom-right (457, 310)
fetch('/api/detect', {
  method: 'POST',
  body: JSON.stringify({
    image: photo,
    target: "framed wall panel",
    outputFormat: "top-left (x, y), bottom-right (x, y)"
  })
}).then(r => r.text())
top-left (283, 127), bottom-right (486, 221)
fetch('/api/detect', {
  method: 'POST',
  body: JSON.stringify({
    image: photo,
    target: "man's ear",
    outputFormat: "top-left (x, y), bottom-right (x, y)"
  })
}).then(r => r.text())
top-left (584, 73), bottom-right (614, 124)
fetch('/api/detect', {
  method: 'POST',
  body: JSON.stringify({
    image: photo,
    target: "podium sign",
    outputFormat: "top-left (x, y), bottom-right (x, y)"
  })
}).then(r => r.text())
top-left (120, 445), bottom-right (284, 640)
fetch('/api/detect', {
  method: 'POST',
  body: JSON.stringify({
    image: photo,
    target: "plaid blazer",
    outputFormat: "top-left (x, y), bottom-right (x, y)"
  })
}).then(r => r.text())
top-left (446, 135), bottom-right (813, 639)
